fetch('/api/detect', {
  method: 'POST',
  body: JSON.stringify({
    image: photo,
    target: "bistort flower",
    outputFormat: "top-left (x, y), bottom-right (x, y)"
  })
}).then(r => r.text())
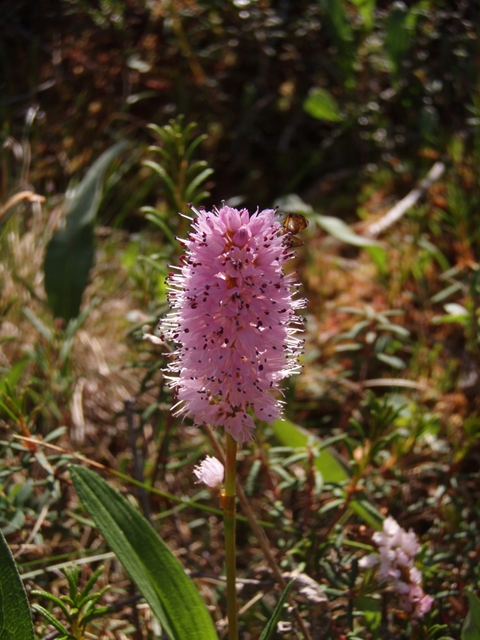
top-left (160, 204), bottom-right (306, 443)
top-left (193, 456), bottom-right (225, 487)
top-left (359, 516), bottom-right (434, 619)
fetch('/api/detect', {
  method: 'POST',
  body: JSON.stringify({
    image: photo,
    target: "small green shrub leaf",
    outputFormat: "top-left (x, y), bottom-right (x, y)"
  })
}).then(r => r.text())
top-left (0, 528), bottom-right (34, 640)
top-left (44, 141), bottom-right (126, 322)
top-left (69, 465), bottom-right (218, 640)
top-left (303, 88), bottom-right (343, 122)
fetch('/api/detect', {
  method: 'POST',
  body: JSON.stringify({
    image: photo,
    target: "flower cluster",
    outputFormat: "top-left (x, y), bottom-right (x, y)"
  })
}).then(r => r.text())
top-left (193, 456), bottom-right (224, 488)
top-left (161, 204), bottom-right (305, 443)
top-left (360, 516), bottom-right (433, 619)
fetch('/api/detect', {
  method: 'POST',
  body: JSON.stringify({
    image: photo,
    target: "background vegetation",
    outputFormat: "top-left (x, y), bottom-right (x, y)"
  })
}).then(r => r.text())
top-left (1, 0), bottom-right (480, 638)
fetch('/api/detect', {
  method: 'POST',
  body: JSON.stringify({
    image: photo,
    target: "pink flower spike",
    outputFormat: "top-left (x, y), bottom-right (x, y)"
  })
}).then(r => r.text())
top-left (160, 204), bottom-right (306, 443)
top-left (193, 456), bottom-right (225, 488)
top-left (361, 516), bottom-right (433, 619)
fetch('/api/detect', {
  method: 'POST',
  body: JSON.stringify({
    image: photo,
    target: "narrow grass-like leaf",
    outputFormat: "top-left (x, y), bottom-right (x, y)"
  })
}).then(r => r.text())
top-left (0, 528), bottom-right (34, 640)
top-left (69, 465), bottom-right (218, 640)
top-left (30, 604), bottom-right (71, 636)
top-left (141, 206), bottom-right (177, 245)
top-left (185, 134), bottom-right (207, 161)
top-left (30, 589), bottom-right (71, 618)
top-left (143, 160), bottom-right (176, 194)
top-left (258, 580), bottom-right (294, 640)
top-left (185, 168), bottom-right (215, 201)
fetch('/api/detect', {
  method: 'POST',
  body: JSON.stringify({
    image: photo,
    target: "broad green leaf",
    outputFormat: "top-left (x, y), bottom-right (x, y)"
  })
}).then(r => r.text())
top-left (462, 591), bottom-right (480, 640)
top-left (44, 141), bottom-right (126, 322)
top-left (271, 419), bottom-right (348, 484)
top-left (271, 419), bottom-right (382, 528)
top-left (315, 214), bottom-right (379, 247)
top-left (70, 465), bottom-right (218, 640)
top-left (258, 580), bottom-right (294, 640)
top-left (304, 88), bottom-right (342, 122)
top-left (0, 528), bottom-right (34, 640)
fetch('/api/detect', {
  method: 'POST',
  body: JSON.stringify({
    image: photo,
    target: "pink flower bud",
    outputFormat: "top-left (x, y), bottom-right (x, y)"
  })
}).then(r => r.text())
top-left (193, 456), bottom-right (225, 488)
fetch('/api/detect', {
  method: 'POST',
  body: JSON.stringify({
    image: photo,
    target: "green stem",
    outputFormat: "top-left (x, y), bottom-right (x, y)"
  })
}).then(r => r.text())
top-left (224, 433), bottom-right (238, 640)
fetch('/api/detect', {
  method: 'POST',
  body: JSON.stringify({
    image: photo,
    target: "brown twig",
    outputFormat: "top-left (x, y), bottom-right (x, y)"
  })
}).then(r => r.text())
top-left (365, 161), bottom-right (445, 238)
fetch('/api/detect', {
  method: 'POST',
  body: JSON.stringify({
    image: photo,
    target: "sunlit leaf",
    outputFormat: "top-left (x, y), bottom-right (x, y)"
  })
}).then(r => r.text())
top-left (315, 214), bottom-right (380, 246)
top-left (304, 88), bottom-right (343, 122)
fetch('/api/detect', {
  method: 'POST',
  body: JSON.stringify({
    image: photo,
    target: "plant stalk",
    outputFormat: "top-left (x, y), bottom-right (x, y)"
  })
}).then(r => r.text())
top-left (223, 433), bottom-right (238, 640)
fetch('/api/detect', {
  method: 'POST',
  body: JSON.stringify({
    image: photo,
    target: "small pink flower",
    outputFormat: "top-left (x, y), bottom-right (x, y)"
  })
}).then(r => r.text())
top-left (193, 456), bottom-right (225, 487)
top-left (161, 205), bottom-right (306, 442)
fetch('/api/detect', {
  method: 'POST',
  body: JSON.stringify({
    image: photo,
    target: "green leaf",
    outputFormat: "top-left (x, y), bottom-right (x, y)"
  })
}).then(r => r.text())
top-left (69, 465), bottom-right (218, 640)
top-left (44, 141), bottom-right (126, 322)
top-left (462, 592), bottom-right (480, 640)
top-left (315, 214), bottom-right (379, 246)
top-left (0, 528), bottom-right (34, 640)
top-left (303, 88), bottom-right (343, 122)
top-left (258, 580), bottom-right (294, 640)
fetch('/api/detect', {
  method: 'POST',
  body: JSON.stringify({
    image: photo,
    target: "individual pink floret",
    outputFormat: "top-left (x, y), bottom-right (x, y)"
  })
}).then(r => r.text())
top-left (161, 205), bottom-right (306, 443)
